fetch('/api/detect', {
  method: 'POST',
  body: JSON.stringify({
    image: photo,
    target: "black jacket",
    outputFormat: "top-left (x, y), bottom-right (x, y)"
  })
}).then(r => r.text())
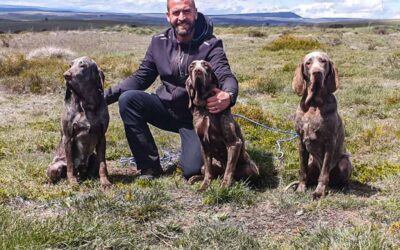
top-left (104, 13), bottom-right (238, 121)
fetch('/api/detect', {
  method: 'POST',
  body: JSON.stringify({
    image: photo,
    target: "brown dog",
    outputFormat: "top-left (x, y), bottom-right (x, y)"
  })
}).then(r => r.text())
top-left (47, 56), bottom-right (111, 188)
top-left (186, 60), bottom-right (259, 191)
top-left (292, 51), bottom-right (352, 199)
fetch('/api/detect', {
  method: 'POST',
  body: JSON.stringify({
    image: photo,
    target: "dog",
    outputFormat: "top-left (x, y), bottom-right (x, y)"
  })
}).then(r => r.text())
top-left (185, 60), bottom-right (259, 191)
top-left (47, 56), bottom-right (111, 188)
top-left (292, 51), bottom-right (352, 199)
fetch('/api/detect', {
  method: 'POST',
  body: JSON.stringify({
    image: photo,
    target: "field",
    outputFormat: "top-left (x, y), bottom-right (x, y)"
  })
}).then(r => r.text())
top-left (0, 23), bottom-right (400, 248)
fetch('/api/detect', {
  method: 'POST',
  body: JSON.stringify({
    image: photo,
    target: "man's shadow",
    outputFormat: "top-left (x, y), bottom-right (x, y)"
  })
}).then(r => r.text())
top-left (109, 166), bottom-right (138, 184)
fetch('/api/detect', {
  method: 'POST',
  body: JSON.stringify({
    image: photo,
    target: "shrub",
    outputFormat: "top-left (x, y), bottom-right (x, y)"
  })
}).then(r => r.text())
top-left (240, 70), bottom-right (291, 95)
top-left (353, 161), bottom-right (400, 183)
top-left (0, 54), bottom-right (27, 77)
top-left (103, 25), bottom-right (159, 35)
top-left (387, 51), bottom-right (400, 69)
top-left (248, 30), bottom-right (266, 37)
top-left (263, 35), bottom-right (322, 51)
top-left (27, 47), bottom-right (75, 60)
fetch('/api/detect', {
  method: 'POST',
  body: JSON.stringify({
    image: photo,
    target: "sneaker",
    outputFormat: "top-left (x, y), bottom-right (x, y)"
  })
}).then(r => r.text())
top-left (137, 168), bottom-right (161, 180)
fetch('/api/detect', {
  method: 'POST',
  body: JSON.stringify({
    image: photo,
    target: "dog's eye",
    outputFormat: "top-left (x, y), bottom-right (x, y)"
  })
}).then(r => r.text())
top-left (80, 63), bottom-right (88, 69)
top-left (305, 61), bottom-right (311, 66)
top-left (319, 59), bottom-right (327, 64)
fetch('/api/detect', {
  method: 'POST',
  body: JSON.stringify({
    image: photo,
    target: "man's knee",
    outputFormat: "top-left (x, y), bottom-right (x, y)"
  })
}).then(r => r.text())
top-left (180, 146), bottom-right (202, 179)
top-left (118, 90), bottom-right (145, 121)
top-left (182, 162), bottom-right (202, 179)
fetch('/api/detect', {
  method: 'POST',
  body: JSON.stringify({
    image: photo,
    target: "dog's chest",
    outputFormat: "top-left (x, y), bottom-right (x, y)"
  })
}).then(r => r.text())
top-left (72, 112), bottom-right (91, 134)
top-left (194, 115), bottom-right (227, 158)
top-left (296, 108), bottom-right (323, 145)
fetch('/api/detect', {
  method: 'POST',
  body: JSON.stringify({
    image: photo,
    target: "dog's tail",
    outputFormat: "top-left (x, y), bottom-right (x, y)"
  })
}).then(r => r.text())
top-left (284, 181), bottom-right (300, 192)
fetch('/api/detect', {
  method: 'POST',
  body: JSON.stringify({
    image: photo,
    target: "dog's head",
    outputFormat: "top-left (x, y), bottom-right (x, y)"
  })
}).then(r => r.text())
top-left (185, 60), bottom-right (218, 108)
top-left (64, 56), bottom-right (105, 99)
top-left (292, 51), bottom-right (339, 105)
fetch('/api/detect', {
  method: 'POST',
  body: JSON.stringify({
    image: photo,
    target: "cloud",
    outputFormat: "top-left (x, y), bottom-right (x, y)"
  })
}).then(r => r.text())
top-left (291, 0), bottom-right (385, 18)
top-left (0, 0), bottom-right (398, 18)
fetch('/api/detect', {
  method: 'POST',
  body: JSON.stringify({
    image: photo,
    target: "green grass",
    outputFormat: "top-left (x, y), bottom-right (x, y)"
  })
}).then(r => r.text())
top-left (0, 23), bottom-right (400, 248)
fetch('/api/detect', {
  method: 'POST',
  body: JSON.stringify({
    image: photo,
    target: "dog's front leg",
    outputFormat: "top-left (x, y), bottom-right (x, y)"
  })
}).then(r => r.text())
top-left (97, 136), bottom-right (111, 188)
top-left (64, 136), bottom-right (78, 186)
top-left (223, 139), bottom-right (242, 187)
top-left (313, 144), bottom-right (334, 200)
top-left (199, 146), bottom-right (212, 191)
top-left (296, 140), bottom-right (309, 193)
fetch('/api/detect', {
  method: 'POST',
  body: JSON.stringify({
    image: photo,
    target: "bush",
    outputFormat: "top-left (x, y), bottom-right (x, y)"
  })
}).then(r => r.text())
top-left (387, 51), bottom-right (400, 69)
top-left (263, 35), bottom-right (322, 51)
top-left (0, 54), bottom-right (27, 77)
top-left (248, 30), bottom-right (266, 37)
top-left (27, 47), bottom-right (75, 60)
top-left (103, 25), bottom-right (159, 35)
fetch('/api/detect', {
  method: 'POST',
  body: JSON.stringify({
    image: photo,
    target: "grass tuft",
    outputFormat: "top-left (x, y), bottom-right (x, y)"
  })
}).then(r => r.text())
top-left (174, 219), bottom-right (260, 249)
top-left (202, 180), bottom-right (257, 206)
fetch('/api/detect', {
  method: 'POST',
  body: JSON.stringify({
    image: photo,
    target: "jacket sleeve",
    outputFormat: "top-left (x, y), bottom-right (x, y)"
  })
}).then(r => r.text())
top-left (104, 38), bottom-right (159, 105)
top-left (207, 39), bottom-right (238, 106)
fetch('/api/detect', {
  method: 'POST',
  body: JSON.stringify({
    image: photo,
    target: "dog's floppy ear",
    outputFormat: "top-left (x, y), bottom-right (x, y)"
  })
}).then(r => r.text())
top-left (185, 77), bottom-right (194, 109)
top-left (65, 86), bottom-right (72, 101)
top-left (98, 68), bottom-right (105, 92)
top-left (292, 63), bottom-right (306, 96)
top-left (326, 60), bottom-right (339, 93)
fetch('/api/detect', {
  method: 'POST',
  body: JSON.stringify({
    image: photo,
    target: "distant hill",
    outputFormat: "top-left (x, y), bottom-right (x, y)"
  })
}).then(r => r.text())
top-left (0, 4), bottom-right (374, 32)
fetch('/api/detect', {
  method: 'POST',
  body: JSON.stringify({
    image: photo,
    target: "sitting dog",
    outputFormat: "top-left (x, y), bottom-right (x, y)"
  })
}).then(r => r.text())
top-left (186, 60), bottom-right (259, 191)
top-left (47, 56), bottom-right (111, 188)
top-left (292, 51), bottom-right (352, 199)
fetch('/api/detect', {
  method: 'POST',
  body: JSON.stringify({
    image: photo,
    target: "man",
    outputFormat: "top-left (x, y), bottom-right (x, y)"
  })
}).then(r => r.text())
top-left (104, 0), bottom-right (238, 179)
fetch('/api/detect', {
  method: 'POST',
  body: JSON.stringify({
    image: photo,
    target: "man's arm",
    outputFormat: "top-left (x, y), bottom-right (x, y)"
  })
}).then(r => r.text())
top-left (104, 40), bottom-right (159, 105)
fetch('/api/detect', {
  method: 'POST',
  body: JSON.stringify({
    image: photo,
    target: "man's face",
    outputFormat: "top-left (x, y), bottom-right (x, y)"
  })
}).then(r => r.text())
top-left (166, 0), bottom-right (197, 37)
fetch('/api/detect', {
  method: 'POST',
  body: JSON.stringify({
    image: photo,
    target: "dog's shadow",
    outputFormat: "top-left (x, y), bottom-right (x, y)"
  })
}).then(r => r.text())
top-left (247, 148), bottom-right (280, 190)
top-left (346, 180), bottom-right (380, 197)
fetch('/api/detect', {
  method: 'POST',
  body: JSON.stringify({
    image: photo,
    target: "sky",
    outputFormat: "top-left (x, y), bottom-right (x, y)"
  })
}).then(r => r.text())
top-left (1, 0), bottom-right (399, 19)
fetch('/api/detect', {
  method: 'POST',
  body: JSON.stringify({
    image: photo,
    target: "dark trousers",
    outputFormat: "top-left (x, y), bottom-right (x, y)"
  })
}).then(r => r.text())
top-left (118, 90), bottom-right (202, 179)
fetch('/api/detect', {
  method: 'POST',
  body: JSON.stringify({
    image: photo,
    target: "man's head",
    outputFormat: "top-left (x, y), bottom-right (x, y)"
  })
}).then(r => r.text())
top-left (166, 0), bottom-right (198, 42)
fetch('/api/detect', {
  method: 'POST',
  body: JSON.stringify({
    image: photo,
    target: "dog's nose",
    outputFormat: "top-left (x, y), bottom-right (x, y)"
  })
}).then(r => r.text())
top-left (194, 68), bottom-right (202, 75)
top-left (63, 71), bottom-right (72, 80)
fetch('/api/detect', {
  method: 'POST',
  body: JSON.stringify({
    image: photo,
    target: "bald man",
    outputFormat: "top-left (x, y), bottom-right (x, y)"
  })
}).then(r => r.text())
top-left (105, 0), bottom-right (238, 179)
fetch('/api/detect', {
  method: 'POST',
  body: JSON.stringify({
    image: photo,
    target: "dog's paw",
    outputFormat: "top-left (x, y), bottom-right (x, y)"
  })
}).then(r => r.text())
top-left (295, 182), bottom-right (306, 193)
top-left (100, 178), bottom-right (112, 189)
top-left (188, 175), bottom-right (203, 185)
top-left (222, 177), bottom-right (234, 188)
top-left (312, 184), bottom-right (327, 200)
top-left (198, 180), bottom-right (210, 192)
top-left (68, 177), bottom-right (79, 186)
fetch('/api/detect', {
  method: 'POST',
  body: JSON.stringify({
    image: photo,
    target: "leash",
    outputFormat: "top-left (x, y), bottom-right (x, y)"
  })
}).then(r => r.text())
top-left (232, 113), bottom-right (298, 160)
top-left (118, 113), bottom-right (298, 167)
top-left (119, 151), bottom-right (180, 168)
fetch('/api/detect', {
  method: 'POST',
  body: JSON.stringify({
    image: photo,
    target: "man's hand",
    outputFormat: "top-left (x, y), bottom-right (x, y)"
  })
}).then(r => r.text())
top-left (207, 88), bottom-right (230, 114)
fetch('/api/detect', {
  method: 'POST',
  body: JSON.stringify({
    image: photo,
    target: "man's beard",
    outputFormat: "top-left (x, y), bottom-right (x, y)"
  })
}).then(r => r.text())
top-left (173, 21), bottom-right (195, 36)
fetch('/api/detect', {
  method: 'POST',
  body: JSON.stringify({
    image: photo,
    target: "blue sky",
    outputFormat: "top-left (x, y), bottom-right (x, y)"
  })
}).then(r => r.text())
top-left (2, 0), bottom-right (399, 19)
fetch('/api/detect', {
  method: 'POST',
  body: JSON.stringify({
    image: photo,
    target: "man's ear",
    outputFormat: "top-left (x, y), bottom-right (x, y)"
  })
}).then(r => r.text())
top-left (166, 12), bottom-right (170, 23)
top-left (195, 8), bottom-right (198, 20)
